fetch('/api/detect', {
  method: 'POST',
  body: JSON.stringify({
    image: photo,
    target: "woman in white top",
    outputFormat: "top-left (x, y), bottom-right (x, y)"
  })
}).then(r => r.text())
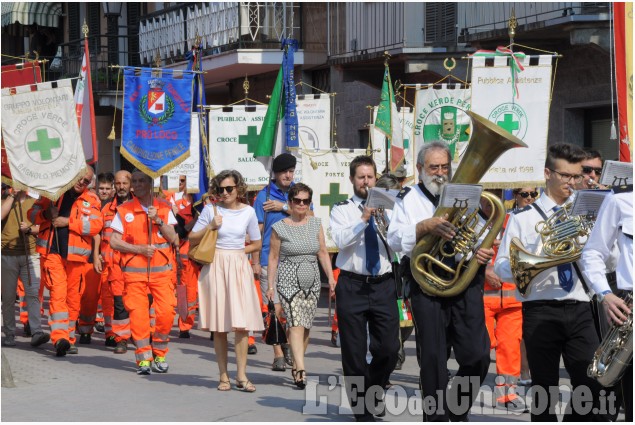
top-left (190, 170), bottom-right (263, 393)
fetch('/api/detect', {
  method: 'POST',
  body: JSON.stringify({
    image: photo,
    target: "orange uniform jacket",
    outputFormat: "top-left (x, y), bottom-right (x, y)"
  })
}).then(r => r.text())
top-left (28, 190), bottom-right (103, 261)
top-left (115, 197), bottom-right (173, 283)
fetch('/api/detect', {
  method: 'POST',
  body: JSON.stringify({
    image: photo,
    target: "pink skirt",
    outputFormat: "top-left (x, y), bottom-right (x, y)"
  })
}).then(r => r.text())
top-left (197, 248), bottom-right (264, 333)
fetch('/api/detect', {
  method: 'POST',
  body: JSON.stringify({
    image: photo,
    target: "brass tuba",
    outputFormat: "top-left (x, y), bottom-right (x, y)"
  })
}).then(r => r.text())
top-left (510, 202), bottom-right (595, 296)
top-left (410, 111), bottom-right (527, 297)
top-left (588, 293), bottom-right (633, 387)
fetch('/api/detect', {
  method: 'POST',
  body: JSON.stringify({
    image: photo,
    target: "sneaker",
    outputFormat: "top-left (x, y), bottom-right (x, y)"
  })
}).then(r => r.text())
top-left (179, 330), bottom-right (191, 339)
top-left (151, 356), bottom-right (169, 373)
top-left (114, 340), bottom-right (128, 354)
top-left (3, 335), bottom-right (16, 347)
top-left (282, 343), bottom-right (293, 366)
top-left (67, 344), bottom-right (78, 354)
top-left (23, 322), bottom-right (32, 337)
top-left (518, 378), bottom-right (532, 386)
top-left (248, 344), bottom-right (257, 355)
top-left (137, 360), bottom-right (152, 375)
top-left (30, 332), bottom-right (50, 347)
top-left (497, 396), bottom-right (529, 414)
top-left (330, 330), bottom-right (338, 347)
top-left (94, 323), bottom-right (105, 333)
top-left (79, 333), bottom-right (92, 344)
top-left (272, 356), bottom-right (286, 371)
top-left (105, 335), bottom-right (117, 347)
top-left (55, 339), bottom-right (71, 357)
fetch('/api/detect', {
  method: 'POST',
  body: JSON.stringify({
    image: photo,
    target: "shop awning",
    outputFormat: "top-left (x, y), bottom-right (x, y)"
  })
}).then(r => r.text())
top-left (1, 2), bottom-right (62, 28)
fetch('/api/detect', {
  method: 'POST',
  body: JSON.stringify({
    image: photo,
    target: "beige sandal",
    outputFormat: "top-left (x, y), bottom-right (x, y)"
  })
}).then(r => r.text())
top-left (217, 379), bottom-right (231, 391)
top-left (235, 379), bottom-right (256, 393)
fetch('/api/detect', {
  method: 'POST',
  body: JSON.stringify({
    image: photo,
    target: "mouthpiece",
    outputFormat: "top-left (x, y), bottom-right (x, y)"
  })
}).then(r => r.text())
top-left (433, 176), bottom-right (446, 184)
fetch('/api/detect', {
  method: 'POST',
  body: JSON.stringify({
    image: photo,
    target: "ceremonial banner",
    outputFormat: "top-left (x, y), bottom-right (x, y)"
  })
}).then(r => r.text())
top-left (1, 61), bottom-right (43, 183)
top-left (614, 2), bottom-right (633, 162)
top-left (283, 95), bottom-right (331, 150)
top-left (121, 68), bottom-right (194, 178)
top-left (375, 66), bottom-right (404, 171)
top-left (209, 105), bottom-right (270, 187)
top-left (301, 149), bottom-right (365, 251)
top-left (413, 85), bottom-right (471, 165)
top-left (1, 79), bottom-right (86, 200)
top-left (74, 36), bottom-right (98, 164)
top-left (154, 113), bottom-right (201, 192)
top-left (370, 108), bottom-right (416, 181)
top-left (470, 55), bottom-right (552, 188)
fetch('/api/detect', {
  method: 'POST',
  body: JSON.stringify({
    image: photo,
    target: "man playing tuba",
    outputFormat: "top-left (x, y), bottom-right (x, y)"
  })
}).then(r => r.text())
top-left (388, 142), bottom-right (494, 421)
top-left (495, 143), bottom-right (609, 421)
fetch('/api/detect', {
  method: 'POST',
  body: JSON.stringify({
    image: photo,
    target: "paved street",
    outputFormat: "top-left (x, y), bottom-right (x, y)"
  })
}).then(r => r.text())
top-left (2, 288), bottom-right (609, 422)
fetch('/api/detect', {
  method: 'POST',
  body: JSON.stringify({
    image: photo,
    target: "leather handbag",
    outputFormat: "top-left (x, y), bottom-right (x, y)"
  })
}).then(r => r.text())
top-left (188, 205), bottom-right (218, 265)
top-left (263, 300), bottom-right (287, 345)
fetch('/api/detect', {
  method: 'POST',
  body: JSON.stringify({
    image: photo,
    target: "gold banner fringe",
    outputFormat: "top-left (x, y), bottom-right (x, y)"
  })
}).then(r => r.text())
top-left (2, 167), bottom-right (87, 202)
top-left (120, 148), bottom-right (191, 180)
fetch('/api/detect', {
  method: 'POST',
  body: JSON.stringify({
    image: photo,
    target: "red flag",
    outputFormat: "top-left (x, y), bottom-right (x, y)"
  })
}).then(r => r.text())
top-left (74, 37), bottom-right (98, 164)
top-left (1, 62), bottom-right (42, 183)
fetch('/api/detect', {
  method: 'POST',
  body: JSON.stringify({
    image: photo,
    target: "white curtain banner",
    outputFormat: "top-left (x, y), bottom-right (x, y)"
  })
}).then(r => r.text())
top-left (301, 149), bottom-right (366, 252)
top-left (154, 112), bottom-right (201, 192)
top-left (413, 85), bottom-right (472, 171)
top-left (371, 107), bottom-right (416, 180)
top-left (1, 79), bottom-right (87, 200)
top-left (470, 55), bottom-right (552, 187)
top-left (277, 94), bottom-right (332, 151)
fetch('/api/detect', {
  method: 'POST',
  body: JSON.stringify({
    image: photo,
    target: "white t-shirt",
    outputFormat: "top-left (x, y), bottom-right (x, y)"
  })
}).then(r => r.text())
top-left (110, 207), bottom-right (178, 234)
top-left (192, 204), bottom-right (261, 250)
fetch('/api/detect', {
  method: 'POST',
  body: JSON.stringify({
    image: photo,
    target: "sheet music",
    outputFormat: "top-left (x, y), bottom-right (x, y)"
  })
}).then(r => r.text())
top-left (439, 184), bottom-right (483, 209)
top-left (366, 187), bottom-right (400, 210)
top-left (570, 190), bottom-right (611, 217)
top-left (599, 160), bottom-right (633, 186)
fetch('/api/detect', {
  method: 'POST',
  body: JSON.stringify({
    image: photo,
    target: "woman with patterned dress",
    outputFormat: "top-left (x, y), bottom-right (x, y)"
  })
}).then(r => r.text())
top-left (190, 170), bottom-right (263, 393)
top-left (266, 183), bottom-right (336, 388)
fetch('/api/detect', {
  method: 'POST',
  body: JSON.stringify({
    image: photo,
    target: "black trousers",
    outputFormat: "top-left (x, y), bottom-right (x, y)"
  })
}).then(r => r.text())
top-left (336, 273), bottom-right (400, 421)
top-left (522, 301), bottom-right (608, 422)
top-left (409, 270), bottom-right (491, 422)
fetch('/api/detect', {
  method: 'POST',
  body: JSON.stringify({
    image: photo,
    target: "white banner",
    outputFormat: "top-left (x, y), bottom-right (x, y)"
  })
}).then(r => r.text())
top-left (280, 95), bottom-right (331, 151)
top-left (413, 86), bottom-right (472, 171)
top-left (370, 107), bottom-right (416, 181)
top-left (1, 79), bottom-right (86, 200)
top-left (301, 149), bottom-right (367, 251)
top-left (154, 112), bottom-right (201, 192)
top-left (470, 55), bottom-right (552, 187)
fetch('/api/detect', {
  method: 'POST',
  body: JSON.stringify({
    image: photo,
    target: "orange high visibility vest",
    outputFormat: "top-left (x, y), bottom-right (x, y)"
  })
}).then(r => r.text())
top-left (484, 212), bottom-right (521, 307)
top-left (116, 197), bottom-right (173, 283)
top-left (100, 198), bottom-right (121, 266)
top-left (27, 190), bottom-right (103, 262)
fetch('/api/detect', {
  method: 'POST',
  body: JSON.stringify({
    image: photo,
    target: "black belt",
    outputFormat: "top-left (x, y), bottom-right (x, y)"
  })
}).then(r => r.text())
top-left (524, 299), bottom-right (584, 306)
top-left (340, 270), bottom-right (392, 284)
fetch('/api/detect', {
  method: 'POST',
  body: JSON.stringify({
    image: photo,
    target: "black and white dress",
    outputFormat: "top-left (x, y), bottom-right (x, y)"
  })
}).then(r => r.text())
top-left (272, 216), bottom-right (322, 329)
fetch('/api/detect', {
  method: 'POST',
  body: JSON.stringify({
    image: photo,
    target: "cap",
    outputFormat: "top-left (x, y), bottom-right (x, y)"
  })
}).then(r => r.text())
top-left (272, 153), bottom-right (297, 173)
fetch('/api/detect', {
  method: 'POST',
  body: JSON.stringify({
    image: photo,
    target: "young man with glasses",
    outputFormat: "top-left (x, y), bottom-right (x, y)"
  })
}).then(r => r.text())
top-left (27, 166), bottom-right (104, 357)
top-left (495, 143), bottom-right (608, 421)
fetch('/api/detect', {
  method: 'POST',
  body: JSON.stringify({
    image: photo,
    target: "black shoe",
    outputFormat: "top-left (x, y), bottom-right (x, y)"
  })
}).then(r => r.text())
top-left (331, 330), bottom-right (338, 347)
top-left (30, 332), bottom-right (50, 347)
top-left (179, 330), bottom-right (191, 339)
top-left (394, 359), bottom-right (403, 370)
top-left (105, 335), bottom-right (117, 347)
top-left (23, 322), bottom-right (32, 337)
top-left (55, 339), bottom-right (71, 357)
top-left (94, 323), bottom-right (105, 333)
top-left (497, 397), bottom-right (528, 414)
top-left (114, 340), bottom-right (128, 354)
top-left (210, 332), bottom-right (214, 341)
top-left (282, 343), bottom-right (293, 366)
top-left (248, 344), bottom-right (257, 355)
top-left (79, 333), bottom-right (91, 344)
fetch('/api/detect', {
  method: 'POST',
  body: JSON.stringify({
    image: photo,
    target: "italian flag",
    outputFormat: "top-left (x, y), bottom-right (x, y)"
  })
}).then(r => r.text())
top-left (375, 66), bottom-right (404, 171)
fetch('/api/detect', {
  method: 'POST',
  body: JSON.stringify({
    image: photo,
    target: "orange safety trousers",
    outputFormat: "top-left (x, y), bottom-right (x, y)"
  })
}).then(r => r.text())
top-left (123, 277), bottom-right (175, 364)
top-left (43, 254), bottom-right (90, 345)
top-left (77, 266), bottom-right (101, 334)
top-left (100, 270), bottom-right (115, 338)
top-left (103, 263), bottom-right (131, 342)
top-left (177, 259), bottom-right (200, 332)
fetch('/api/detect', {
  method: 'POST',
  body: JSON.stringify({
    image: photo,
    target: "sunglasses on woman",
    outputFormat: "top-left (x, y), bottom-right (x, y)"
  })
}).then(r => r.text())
top-left (291, 197), bottom-right (311, 206)
top-left (216, 185), bottom-right (235, 194)
top-left (518, 191), bottom-right (538, 199)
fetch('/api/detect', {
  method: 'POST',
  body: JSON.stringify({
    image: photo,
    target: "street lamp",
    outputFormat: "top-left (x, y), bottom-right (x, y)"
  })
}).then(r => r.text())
top-left (102, 3), bottom-right (123, 67)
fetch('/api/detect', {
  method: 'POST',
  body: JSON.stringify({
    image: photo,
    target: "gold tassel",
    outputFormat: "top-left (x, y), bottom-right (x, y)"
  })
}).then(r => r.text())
top-left (107, 126), bottom-right (116, 141)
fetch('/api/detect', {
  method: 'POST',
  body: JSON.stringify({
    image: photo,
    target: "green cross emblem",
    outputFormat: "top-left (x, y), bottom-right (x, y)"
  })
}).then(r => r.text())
top-left (320, 182), bottom-right (348, 214)
top-left (497, 113), bottom-right (519, 134)
top-left (27, 128), bottom-right (61, 161)
top-left (238, 126), bottom-right (260, 154)
top-left (422, 108), bottom-right (469, 159)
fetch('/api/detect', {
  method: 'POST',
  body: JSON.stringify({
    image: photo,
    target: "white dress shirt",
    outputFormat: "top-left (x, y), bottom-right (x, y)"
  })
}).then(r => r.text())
top-left (387, 185), bottom-right (436, 257)
top-left (581, 190), bottom-right (633, 292)
top-left (330, 195), bottom-right (392, 276)
top-left (495, 192), bottom-right (591, 302)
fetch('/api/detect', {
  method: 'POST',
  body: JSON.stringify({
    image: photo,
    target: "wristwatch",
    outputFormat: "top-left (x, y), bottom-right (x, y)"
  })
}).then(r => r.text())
top-left (597, 290), bottom-right (612, 303)
top-left (282, 202), bottom-right (289, 213)
top-left (155, 218), bottom-right (164, 227)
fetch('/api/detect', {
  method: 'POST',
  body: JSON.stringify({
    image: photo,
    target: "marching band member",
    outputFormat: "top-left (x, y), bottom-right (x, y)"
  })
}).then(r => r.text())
top-left (331, 155), bottom-right (399, 421)
top-left (388, 142), bottom-right (493, 422)
top-left (495, 143), bottom-right (606, 421)
top-left (581, 184), bottom-right (633, 422)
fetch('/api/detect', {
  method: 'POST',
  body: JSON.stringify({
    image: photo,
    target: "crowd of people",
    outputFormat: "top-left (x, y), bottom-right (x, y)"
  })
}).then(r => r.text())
top-left (1, 143), bottom-right (631, 422)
